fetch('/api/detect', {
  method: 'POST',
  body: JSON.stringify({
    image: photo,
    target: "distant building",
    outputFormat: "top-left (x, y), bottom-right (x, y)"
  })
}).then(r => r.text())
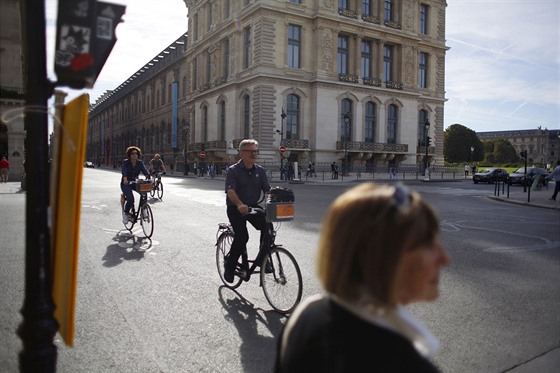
top-left (477, 128), bottom-right (560, 167)
top-left (87, 0), bottom-right (448, 173)
top-left (0, 0), bottom-right (25, 181)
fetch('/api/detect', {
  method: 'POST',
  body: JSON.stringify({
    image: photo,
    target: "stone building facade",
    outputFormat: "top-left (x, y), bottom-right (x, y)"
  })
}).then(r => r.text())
top-left (477, 128), bottom-right (560, 168)
top-left (88, 0), bottom-right (448, 173)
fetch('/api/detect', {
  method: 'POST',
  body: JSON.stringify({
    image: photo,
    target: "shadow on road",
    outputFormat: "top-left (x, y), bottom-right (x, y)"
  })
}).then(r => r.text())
top-left (101, 230), bottom-right (153, 267)
top-left (218, 286), bottom-right (287, 373)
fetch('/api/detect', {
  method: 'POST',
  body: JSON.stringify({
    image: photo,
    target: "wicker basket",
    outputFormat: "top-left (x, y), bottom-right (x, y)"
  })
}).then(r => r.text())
top-left (135, 180), bottom-right (153, 193)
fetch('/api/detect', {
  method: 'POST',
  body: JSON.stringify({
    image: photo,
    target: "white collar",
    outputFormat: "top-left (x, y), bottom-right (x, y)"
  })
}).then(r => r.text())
top-left (330, 294), bottom-right (440, 358)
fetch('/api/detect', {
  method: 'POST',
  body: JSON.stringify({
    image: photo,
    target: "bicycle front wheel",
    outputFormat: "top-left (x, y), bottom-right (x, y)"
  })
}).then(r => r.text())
top-left (261, 246), bottom-right (302, 314)
top-left (156, 181), bottom-right (163, 199)
top-left (140, 204), bottom-right (154, 238)
top-left (216, 231), bottom-right (242, 289)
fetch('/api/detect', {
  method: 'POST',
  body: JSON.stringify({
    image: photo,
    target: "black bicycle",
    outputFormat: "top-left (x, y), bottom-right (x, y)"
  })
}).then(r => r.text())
top-left (150, 171), bottom-right (164, 199)
top-left (121, 179), bottom-right (155, 238)
top-left (215, 190), bottom-right (302, 314)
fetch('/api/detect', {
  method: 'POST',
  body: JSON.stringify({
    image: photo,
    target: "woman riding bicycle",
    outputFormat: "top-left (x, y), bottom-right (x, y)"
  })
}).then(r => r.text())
top-left (121, 146), bottom-right (151, 223)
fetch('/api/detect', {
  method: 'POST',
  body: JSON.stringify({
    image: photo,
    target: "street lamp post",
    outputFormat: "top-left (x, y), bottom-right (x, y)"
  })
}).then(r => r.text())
top-left (424, 119), bottom-right (431, 177)
top-left (344, 112), bottom-right (351, 177)
top-left (279, 108), bottom-right (286, 180)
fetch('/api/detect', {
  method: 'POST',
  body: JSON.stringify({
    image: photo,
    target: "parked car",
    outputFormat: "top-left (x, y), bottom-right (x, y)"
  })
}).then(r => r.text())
top-left (84, 161), bottom-right (94, 168)
top-left (472, 168), bottom-right (509, 184)
top-left (508, 167), bottom-right (548, 186)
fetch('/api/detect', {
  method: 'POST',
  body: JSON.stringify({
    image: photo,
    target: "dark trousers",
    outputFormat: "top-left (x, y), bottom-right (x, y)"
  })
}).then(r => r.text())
top-left (120, 183), bottom-right (135, 214)
top-left (226, 205), bottom-right (270, 270)
top-left (552, 181), bottom-right (560, 200)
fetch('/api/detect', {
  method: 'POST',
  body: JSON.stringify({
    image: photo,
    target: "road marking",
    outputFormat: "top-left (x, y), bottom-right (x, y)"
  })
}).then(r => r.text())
top-left (102, 227), bottom-right (159, 251)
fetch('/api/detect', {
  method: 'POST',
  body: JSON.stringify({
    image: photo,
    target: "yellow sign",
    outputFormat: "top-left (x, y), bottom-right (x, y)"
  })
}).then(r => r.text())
top-left (51, 93), bottom-right (89, 347)
top-left (276, 203), bottom-right (294, 219)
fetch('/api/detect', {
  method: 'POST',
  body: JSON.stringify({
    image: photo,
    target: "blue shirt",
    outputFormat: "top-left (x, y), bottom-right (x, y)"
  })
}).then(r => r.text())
top-left (225, 159), bottom-right (270, 206)
top-left (121, 159), bottom-right (150, 184)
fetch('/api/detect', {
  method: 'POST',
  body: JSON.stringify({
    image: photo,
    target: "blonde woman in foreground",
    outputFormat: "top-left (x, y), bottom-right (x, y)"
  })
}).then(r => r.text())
top-left (275, 182), bottom-right (450, 373)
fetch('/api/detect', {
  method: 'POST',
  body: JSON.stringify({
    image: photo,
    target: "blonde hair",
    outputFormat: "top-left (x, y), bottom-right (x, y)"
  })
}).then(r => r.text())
top-left (317, 183), bottom-right (439, 306)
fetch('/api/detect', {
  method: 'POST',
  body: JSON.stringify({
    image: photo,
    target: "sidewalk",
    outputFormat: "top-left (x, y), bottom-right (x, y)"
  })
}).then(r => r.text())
top-left (487, 182), bottom-right (560, 210)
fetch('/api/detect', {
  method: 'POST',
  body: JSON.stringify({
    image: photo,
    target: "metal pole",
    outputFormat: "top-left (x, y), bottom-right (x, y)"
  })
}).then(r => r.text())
top-left (18, 0), bottom-right (58, 371)
top-left (280, 109), bottom-right (286, 180)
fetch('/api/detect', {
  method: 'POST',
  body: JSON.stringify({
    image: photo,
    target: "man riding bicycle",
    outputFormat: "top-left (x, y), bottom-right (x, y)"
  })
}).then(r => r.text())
top-left (149, 153), bottom-right (166, 176)
top-left (121, 146), bottom-right (151, 223)
top-left (224, 139), bottom-right (271, 283)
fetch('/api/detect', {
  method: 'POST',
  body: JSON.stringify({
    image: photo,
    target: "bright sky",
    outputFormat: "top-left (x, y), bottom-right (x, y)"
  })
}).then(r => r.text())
top-left (45, 0), bottom-right (560, 133)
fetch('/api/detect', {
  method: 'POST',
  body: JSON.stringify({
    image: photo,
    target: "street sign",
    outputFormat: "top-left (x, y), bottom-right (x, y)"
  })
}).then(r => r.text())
top-left (279, 146), bottom-right (286, 154)
top-left (199, 151), bottom-right (206, 158)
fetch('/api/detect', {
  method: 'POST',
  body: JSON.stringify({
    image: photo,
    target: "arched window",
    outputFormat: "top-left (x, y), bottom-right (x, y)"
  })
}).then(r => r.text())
top-left (341, 99), bottom-right (352, 142)
top-left (219, 100), bottom-right (226, 141)
top-left (365, 102), bottom-right (376, 143)
top-left (286, 94), bottom-right (300, 139)
top-left (418, 110), bottom-right (429, 146)
top-left (243, 95), bottom-right (250, 138)
top-left (387, 104), bottom-right (398, 144)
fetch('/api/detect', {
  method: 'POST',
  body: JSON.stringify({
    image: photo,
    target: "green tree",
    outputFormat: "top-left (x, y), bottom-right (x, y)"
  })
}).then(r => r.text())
top-left (444, 124), bottom-right (483, 163)
top-left (492, 139), bottom-right (518, 163)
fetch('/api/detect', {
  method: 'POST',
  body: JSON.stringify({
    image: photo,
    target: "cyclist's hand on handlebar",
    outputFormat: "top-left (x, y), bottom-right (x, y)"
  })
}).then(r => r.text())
top-left (237, 204), bottom-right (249, 215)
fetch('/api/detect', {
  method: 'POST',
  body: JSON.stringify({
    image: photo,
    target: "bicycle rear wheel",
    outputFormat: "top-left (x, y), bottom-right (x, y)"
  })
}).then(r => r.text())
top-left (216, 231), bottom-right (242, 289)
top-left (156, 181), bottom-right (163, 199)
top-left (140, 203), bottom-right (154, 238)
top-left (261, 246), bottom-right (302, 314)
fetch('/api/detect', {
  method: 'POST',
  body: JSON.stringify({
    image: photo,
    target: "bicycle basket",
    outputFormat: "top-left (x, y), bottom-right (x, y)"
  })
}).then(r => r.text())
top-left (265, 187), bottom-right (295, 222)
top-left (135, 180), bottom-right (153, 193)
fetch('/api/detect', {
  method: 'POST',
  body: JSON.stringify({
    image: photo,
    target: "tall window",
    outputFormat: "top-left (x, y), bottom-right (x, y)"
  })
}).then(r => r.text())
top-left (337, 35), bottom-right (349, 74)
top-left (202, 106), bottom-right (208, 142)
top-left (206, 52), bottom-right (211, 84)
top-left (339, 0), bottom-right (349, 10)
top-left (286, 94), bottom-right (300, 139)
top-left (420, 4), bottom-right (428, 34)
top-left (225, 0), bottom-right (231, 19)
top-left (207, 4), bottom-right (212, 31)
top-left (387, 104), bottom-right (397, 144)
top-left (362, 0), bottom-right (373, 16)
top-left (288, 24), bottom-right (301, 69)
top-left (341, 99), bottom-right (352, 142)
top-left (289, 0), bottom-right (302, 3)
top-left (244, 27), bottom-right (251, 69)
top-left (418, 110), bottom-right (429, 146)
top-left (193, 14), bottom-right (198, 41)
top-left (361, 40), bottom-right (372, 79)
top-left (219, 101), bottom-right (226, 141)
top-left (384, 0), bottom-right (393, 21)
top-left (383, 45), bottom-right (393, 82)
top-left (365, 102), bottom-right (376, 143)
top-left (243, 95), bottom-right (250, 138)
top-left (223, 38), bottom-right (229, 78)
top-left (192, 58), bottom-right (197, 90)
top-left (419, 52), bottom-right (428, 88)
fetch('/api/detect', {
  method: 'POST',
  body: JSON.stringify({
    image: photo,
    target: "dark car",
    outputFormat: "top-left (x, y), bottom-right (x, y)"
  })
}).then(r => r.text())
top-left (508, 167), bottom-right (548, 186)
top-left (472, 168), bottom-right (509, 184)
top-left (84, 161), bottom-right (94, 168)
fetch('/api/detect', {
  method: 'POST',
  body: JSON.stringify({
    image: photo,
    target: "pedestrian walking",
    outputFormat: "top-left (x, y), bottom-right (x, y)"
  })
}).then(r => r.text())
top-left (464, 164), bottom-right (469, 177)
top-left (0, 156), bottom-right (9, 182)
top-left (546, 160), bottom-right (560, 201)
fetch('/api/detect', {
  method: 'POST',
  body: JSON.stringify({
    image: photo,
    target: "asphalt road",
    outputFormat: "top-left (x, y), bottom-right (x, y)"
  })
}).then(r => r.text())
top-left (1, 169), bottom-right (559, 372)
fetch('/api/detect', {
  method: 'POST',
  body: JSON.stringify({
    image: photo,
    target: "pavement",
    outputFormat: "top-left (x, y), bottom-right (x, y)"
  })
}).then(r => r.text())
top-left (2, 174), bottom-right (558, 372)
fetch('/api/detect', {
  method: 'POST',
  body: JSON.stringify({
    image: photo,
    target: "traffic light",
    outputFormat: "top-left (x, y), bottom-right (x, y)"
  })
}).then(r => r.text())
top-left (520, 150), bottom-right (528, 159)
top-left (54, 0), bottom-right (126, 89)
top-left (426, 136), bottom-right (431, 146)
